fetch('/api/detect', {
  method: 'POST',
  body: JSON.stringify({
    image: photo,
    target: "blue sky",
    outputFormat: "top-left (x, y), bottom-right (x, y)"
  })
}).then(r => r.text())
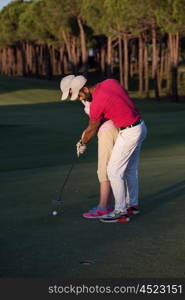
top-left (0, 0), bottom-right (12, 10)
top-left (0, 0), bottom-right (31, 10)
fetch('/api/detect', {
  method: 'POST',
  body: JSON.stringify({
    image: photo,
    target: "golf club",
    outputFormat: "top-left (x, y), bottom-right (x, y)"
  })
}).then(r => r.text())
top-left (51, 158), bottom-right (76, 215)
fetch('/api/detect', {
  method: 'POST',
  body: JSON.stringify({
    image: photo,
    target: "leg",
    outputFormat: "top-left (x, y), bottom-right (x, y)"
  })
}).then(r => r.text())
top-left (125, 145), bottom-right (141, 207)
top-left (124, 178), bottom-right (130, 207)
top-left (99, 180), bottom-right (113, 209)
top-left (97, 127), bottom-right (118, 208)
top-left (83, 126), bottom-right (118, 218)
top-left (107, 122), bottom-right (147, 213)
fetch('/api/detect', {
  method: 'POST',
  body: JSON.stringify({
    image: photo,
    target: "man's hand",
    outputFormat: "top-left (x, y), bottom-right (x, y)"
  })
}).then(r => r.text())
top-left (76, 140), bottom-right (87, 157)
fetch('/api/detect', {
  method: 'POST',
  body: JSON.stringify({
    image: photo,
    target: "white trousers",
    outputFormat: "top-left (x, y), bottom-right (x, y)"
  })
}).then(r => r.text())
top-left (107, 121), bottom-right (147, 212)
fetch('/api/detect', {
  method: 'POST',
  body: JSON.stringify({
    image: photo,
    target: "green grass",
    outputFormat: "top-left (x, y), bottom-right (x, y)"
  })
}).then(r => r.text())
top-left (0, 75), bottom-right (185, 279)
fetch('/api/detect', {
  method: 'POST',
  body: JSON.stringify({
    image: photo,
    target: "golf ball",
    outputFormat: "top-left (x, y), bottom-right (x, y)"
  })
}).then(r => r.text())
top-left (52, 210), bottom-right (58, 216)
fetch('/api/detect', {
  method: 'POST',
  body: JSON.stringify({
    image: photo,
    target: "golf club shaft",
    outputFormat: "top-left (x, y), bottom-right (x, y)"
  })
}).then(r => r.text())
top-left (57, 159), bottom-right (76, 201)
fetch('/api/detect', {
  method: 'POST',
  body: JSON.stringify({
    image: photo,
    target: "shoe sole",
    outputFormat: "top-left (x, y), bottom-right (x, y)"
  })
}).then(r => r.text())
top-left (83, 214), bottom-right (109, 219)
top-left (100, 217), bottom-right (130, 223)
top-left (117, 217), bottom-right (130, 223)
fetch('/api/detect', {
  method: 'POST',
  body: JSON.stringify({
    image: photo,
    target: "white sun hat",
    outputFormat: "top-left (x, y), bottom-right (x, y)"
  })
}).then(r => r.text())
top-left (60, 75), bottom-right (75, 100)
top-left (70, 75), bottom-right (87, 100)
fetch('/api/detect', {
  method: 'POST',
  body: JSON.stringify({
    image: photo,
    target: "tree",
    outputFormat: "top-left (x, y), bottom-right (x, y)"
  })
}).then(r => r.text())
top-left (82, 0), bottom-right (114, 77)
top-left (45, 0), bottom-right (89, 74)
top-left (155, 0), bottom-right (185, 101)
top-left (0, 0), bottom-right (29, 75)
top-left (101, 0), bottom-right (151, 92)
top-left (19, 0), bottom-right (56, 78)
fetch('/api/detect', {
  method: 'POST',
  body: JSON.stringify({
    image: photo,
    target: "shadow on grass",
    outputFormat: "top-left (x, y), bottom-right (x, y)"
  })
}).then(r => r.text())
top-left (0, 71), bottom-right (109, 95)
top-left (141, 180), bottom-right (185, 215)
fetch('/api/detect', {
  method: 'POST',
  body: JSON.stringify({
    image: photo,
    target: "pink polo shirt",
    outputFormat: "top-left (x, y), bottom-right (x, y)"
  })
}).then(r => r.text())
top-left (90, 79), bottom-right (141, 128)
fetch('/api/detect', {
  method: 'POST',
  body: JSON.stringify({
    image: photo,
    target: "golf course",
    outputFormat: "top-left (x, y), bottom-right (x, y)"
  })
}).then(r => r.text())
top-left (0, 75), bottom-right (185, 279)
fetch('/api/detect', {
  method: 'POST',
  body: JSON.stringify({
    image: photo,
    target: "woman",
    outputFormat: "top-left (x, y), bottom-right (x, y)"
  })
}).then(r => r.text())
top-left (80, 100), bottom-right (118, 219)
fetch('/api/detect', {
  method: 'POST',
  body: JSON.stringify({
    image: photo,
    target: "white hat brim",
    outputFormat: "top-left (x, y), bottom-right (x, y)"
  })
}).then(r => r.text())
top-left (70, 90), bottom-right (79, 101)
top-left (61, 90), bottom-right (69, 100)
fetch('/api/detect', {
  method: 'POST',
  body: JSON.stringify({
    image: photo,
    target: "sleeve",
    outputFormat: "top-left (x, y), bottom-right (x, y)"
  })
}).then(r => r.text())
top-left (89, 99), bottom-right (104, 122)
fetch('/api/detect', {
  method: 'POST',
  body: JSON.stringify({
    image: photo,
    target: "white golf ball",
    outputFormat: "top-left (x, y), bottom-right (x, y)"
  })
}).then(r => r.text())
top-left (52, 210), bottom-right (58, 216)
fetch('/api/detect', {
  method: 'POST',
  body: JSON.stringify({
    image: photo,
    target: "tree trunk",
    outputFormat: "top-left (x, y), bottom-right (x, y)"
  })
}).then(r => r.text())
top-left (123, 33), bottom-right (129, 90)
top-left (152, 26), bottom-right (160, 100)
top-left (26, 43), bottom-right (31, 75)
top-left (158, 45), bottom-right (165, 95)
top-left (77, 16), bottom-right (88, 75)
top-left (106, 36), bottom-right (112, 77)
top-left (44, 44), bottom-right (52, 80)
top-left (168, 32), bottom-right (179, 102)
top-left (33, 45), bottom-right (39, 77)
top-left (130, 43), bottom-right (135, 78)
top-left (144, 41), bottom-right (149, 98)
top-left (59, 45), bottom-right (65, 74)
top-left (152, 27), bottom-right (157, 78)
top-left (55, 48), bottom-right (61, 75)
top-left (63, 53), bottom-right (68, 74)
top-left (111, 44), bottom-right (115, 73)
top-left (2, 48), bottom-right (6, 74)
top-left (50, 46), bottom-right (55, 75)
top-left (7, 47), bottom-right (14, 76)
top-left (20, 43), bottom-right (27, 76)
top-left (52, 46), bottom-right (59, 76)
top-left (16, 46), bottom-right (22, 75)
top-left (39, 45), bottom-right (43, 76)
top-left (166, 50), bottom-right (171, 94)
top-left (138, 35), bottom-right (144, 96)
top-left (118, 36), bottom-right (123, 86)
top-left (100, 45), bottom-right (105, 75)
top-left (30, 44), bottom-right (34, 75)
top-left (39, 45), bottom-right (44, 75)
top-left (71, 36), bottom-right (78, 74)
top-left (62, 30), bottom-right (75, 73)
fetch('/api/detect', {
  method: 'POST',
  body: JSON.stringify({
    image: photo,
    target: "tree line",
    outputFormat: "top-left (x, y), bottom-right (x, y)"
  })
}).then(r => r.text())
top-left (0, 0), bottom-right (185, 101)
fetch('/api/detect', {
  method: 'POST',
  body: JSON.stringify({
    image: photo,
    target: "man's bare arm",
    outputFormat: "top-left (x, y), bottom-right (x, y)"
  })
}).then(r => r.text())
top-left (81, 120), bottom-right (100, 144)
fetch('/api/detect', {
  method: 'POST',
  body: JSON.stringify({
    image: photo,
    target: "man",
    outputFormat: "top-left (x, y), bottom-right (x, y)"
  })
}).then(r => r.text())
top-left (60, 75), bottom-right (118, 218)
top-left (70, 76), bottom-right (147, 223)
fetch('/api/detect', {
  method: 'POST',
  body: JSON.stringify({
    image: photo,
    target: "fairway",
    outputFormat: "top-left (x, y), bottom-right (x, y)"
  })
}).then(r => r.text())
top-left (0, 76), bottom-right (185, 279)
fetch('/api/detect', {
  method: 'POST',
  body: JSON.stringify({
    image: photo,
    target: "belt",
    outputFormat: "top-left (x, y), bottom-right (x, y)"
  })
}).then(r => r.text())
top-left (119, 119), bottom-right (142, 130)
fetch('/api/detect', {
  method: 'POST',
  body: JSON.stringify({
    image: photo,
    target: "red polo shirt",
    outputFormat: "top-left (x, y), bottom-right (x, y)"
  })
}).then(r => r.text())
top-left (90, 79), bottom-right (141, 128)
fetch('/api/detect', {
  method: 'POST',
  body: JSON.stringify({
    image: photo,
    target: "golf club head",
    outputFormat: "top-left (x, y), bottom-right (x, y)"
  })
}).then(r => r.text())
top-left (50, 199), bottom-right (64, 216)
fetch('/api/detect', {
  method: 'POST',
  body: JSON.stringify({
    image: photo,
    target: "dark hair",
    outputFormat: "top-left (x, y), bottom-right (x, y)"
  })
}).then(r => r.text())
top-left (79, 86), bottom-right (86, 93)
